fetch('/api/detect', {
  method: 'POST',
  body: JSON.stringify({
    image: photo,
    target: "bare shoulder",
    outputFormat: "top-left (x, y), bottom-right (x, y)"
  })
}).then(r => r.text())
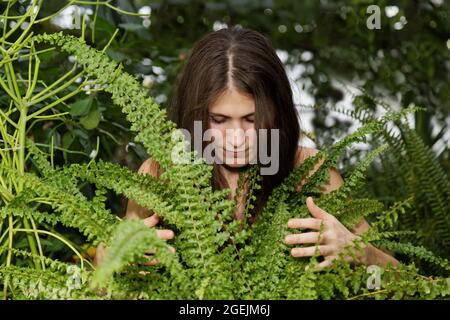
top-left (294, 146), bottom-right (324, 178)
top-left (294, 146), bottom-right (343, 194)
top-left (138, 157), bottom-right (163, 178)
top-left (295, 147), bottom-right (370, 234)
top-left (126, 157), bottom-right (162, 220)
top-left (295, 146), bottom-right (320, 165)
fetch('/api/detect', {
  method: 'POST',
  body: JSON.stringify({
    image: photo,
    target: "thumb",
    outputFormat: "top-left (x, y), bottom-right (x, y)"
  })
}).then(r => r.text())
top-left (143, 214), bottom-right (160, 228)
top-left (306, 197), bottom-right (330, 220)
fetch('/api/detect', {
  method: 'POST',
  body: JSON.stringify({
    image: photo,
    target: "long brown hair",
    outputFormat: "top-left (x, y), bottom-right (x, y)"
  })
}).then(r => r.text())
top-left (168, 26), bottom-right (301, 221)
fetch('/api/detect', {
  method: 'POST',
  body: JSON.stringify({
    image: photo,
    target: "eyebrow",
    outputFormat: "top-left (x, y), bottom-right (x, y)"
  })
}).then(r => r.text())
top-left (209, 112), bottom-right (255, 118)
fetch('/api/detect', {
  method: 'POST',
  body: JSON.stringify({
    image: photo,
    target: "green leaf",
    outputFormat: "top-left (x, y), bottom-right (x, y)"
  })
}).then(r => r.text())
top-left (62, 131), bottom-right (75, 150)
top-left (70, 97), bottom-right (93, 117)
top-left (80, 106), bottom-right (101, 130)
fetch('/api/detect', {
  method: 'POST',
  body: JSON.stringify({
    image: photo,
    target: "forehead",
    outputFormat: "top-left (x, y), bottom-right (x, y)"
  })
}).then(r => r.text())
top-left (208, 88), bottom-right (255, 116)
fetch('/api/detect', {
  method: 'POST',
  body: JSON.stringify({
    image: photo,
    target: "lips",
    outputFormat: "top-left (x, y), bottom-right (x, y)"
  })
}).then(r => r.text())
top-left (224, 148), bottom-right (248, 155)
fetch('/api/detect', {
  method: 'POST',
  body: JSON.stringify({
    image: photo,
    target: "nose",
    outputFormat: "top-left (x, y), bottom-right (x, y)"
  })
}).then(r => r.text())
top-left (225, 126), bottom-right (246, 150)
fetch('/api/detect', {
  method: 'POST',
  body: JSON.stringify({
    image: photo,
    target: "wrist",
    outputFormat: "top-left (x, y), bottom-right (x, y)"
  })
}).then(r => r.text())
top-left (361, 242), bottom-right (374, 266)
top-left (349, 235), bottom-right (372, 266)
top-left (359, 242), bottom-right (401, 268)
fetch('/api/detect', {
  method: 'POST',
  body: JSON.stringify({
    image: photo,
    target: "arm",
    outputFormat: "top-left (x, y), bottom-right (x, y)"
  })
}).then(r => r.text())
top-left (125, 157), bottom-right (161, 220)
top-left (94, 157), bottom-right (166, 267)
top-left (317, 167), bottom-right (400, 268)
top-left (287, 147), bottom-right (400, 269)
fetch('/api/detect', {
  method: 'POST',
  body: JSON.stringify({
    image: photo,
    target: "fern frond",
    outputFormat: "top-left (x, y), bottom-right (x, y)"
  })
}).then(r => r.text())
top-left (91, 219), bottom-right (187, 293)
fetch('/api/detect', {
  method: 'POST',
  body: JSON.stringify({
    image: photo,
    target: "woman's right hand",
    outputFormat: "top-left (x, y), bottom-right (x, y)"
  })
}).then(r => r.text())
top-left (94, 157), bottom-right (175, 268)
top-left (141, 213), bottom-right (176, 266)
top-left (93, 213), bottom-right (176, 268)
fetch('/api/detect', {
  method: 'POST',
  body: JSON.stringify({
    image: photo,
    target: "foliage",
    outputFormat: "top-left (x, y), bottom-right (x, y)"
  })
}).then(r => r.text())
top-left (316, 93), bottom-right (450, 274)
top-left (0, 1), bottom-right (449, 300)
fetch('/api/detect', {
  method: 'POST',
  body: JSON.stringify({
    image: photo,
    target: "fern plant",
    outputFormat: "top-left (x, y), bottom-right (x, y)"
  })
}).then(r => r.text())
top-left (313, 91), bottom-right (450, 275)
top-left (0, 2), bottom-right (449, 300)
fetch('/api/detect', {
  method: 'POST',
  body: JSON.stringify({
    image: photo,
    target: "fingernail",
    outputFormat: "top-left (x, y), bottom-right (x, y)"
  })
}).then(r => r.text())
top-left (284, 235), bottom-right (290, 243)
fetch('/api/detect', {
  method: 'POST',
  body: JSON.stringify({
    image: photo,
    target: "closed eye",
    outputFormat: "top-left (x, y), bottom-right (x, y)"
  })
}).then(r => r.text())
top-left (209, 115), bottom-right (226, 124)
top-left (209, 113), bottom-right (255, 124)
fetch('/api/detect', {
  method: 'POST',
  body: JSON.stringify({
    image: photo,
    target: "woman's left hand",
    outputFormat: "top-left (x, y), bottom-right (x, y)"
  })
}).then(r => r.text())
top-left (284, 196), bottom-right (366, 271)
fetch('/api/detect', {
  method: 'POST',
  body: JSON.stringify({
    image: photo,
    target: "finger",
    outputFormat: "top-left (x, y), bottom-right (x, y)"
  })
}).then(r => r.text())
top-left (156, 229), bottom-right (175, 240)
top-left (142, 258), bottom-right (160, 266)
top-left (284, 232), bottom-right (323, 245)
top-left (305, 258), bottom-right (334, 272)
top-left (291, 245), bottom-right (332, 258)
top-left (145, 245), bottom-right (176, 255)
top-left (143, 214), bottom-right (160, 228)
top-left (306, 197), bottom-right (331, 220)
top-left (287, 218), bottom-right (323, 230)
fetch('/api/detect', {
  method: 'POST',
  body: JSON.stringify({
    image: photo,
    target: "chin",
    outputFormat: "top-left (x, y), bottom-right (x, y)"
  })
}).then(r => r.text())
top-left (223, 161), bottom-right (249, 168)
top-left (215, 155), bottom-right (249, 168)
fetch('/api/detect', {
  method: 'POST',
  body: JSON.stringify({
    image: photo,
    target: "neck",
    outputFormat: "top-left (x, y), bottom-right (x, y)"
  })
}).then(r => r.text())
top-left (220, 165), bottom-right (248, 200)
top-left (219, 163), bottom-right (248, 182)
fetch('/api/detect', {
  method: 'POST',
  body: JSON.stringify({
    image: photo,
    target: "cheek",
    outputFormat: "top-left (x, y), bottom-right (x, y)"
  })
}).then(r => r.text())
top-left (207, 124), bottom-right (225, 147)
top-left (245, 126), bottom-right (257, 146)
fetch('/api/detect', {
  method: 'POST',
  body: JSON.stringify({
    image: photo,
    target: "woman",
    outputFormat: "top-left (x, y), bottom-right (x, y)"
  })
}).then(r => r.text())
top-left (95, 26), bottom-right (400, 271)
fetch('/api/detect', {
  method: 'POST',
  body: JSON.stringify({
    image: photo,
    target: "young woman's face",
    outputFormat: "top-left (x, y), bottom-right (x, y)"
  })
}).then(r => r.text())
top-left (208, 86), bottom-right (257, 168)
